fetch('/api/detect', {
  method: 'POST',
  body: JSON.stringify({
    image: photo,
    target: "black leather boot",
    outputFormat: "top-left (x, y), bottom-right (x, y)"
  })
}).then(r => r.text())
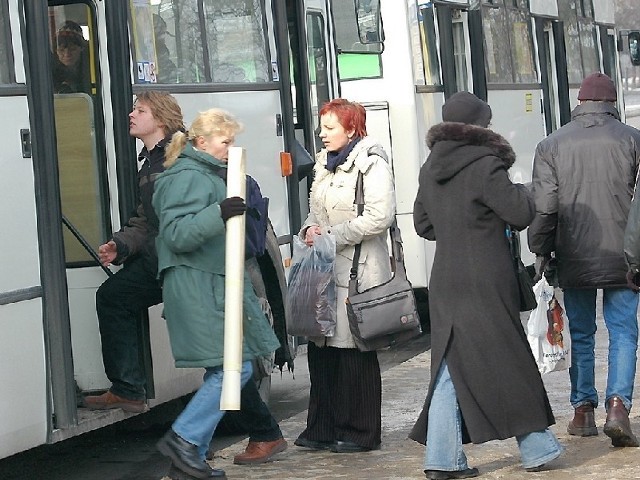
top-left (157, 430), bottom-right (226, 478)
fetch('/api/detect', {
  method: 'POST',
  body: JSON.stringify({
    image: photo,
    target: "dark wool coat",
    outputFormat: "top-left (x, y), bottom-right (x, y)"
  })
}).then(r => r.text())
top-left (409, 122), bottom-right (555, 445)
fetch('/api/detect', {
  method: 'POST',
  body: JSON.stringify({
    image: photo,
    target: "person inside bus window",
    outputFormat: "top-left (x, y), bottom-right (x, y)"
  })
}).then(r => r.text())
top-left (152, 108), bottom-right (281, 479)
top-left (294, 98), bottom-right (396, 454)
top-left (51, 20), bottom-right (91, 94)
top-left (410, 91), bottom-right (563, 478)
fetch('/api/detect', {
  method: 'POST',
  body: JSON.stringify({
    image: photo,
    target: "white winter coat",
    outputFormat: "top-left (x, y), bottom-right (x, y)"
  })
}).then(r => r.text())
top-left (300, 136), bottom-right (396, 348)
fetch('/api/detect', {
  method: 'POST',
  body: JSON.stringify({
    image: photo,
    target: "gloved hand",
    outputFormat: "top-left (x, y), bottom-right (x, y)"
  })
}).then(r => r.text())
top-left (220, 196), bottom-right (247, 222)
top-left (626, 270), bottom-right (640, 293)
top-left (533, 255), bottom-right (551, 282)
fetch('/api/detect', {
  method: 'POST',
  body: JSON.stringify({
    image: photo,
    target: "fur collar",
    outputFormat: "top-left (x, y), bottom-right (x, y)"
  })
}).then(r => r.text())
top-left (427, 122), bottom-right (516, 168)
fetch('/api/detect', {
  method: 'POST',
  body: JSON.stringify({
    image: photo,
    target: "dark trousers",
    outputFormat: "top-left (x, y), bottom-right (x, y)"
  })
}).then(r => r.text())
top-left (298, 343), bottom-right (382, 449)
top-left (218, 376), bottom-right (282, 441)
top-left (95, 255), bottom-right (162, 401)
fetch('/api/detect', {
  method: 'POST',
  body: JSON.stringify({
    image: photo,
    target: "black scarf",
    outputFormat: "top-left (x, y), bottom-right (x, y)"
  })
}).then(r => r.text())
top-left (325, 137), bottom-right (361, 172)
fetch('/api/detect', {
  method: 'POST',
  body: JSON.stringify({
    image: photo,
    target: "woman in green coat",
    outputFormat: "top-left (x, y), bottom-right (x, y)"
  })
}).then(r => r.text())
top-left (152, 108), bottom-right (280, 479)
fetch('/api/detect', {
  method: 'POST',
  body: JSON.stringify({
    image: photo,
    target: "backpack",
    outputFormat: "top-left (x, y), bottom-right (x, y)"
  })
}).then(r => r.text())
top-left (243, 175), bottom-right (269, 259)
top-left (210, 165), bottom-right (269, 259)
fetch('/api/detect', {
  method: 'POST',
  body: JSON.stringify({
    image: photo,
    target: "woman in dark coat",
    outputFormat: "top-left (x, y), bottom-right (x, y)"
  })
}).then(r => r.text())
top-left (410, 92), bottom-right (563, 479)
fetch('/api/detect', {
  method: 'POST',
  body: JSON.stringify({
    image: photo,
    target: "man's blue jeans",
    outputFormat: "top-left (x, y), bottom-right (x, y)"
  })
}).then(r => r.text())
top-left (173, 361), bottom-right (253, 460)
top-left (563, 288), bottom-right (639, 411)
top-left (425, 361), bottom-right (563, 471)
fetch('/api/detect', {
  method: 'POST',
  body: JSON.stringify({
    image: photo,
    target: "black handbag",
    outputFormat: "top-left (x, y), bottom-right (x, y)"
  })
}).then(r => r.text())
top-left (507, 225), bottom-right (537, 312)
top-left (345, 172), bottom-right (422, 351)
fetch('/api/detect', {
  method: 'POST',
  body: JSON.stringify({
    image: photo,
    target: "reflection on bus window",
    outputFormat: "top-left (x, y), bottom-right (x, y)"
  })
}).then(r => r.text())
top-left (452, 22), bottom-right (468, 92)
top-left (306, 12), bottom-right (330, 151)
top-left (0, 1), bottom-right (11, 85)
top-left (203, 0), bottom-right (270, 83)
top-left (131, 0), bottom-right (271, 85)
top-left (419, 4), bottom-right (441, 86)
top-left (558, 0), bottom-right (600, 85)
top-left (482, 3), bottom-right (536, 84)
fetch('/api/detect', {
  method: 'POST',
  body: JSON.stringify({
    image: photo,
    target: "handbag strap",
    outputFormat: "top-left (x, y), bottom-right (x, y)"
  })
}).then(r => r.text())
top-left (349, 172), bottom-right (408, 296)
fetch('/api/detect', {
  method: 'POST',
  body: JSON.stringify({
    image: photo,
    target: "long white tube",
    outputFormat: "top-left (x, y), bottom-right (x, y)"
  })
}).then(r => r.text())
top-left (220, 146), bottom-right (246, 411)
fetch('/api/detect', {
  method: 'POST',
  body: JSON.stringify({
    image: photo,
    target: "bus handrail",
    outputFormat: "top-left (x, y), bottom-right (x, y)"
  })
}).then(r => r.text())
top-left (61, 214), bottom-right (113, 277)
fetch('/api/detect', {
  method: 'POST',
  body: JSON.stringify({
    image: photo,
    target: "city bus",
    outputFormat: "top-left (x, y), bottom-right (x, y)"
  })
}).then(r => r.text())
top-left (0, 0), bottom-right (366, 459)
top-left (335, 0), bottom-right (631, 288)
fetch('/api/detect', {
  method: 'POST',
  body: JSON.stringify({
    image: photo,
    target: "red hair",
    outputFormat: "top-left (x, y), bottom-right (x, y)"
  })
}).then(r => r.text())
top-left (319, 98), bottom-right (367, 137)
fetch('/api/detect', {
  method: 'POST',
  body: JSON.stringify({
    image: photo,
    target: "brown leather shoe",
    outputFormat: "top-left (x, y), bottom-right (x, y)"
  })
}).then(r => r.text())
top-left (567, 404), bottom-right (598, 436)
top-left (83, 391), bottom-right (147, 413)
top-left (233, 438), bottom-right (288, 465)
top-left (603, 396), bottom-right (639, 447)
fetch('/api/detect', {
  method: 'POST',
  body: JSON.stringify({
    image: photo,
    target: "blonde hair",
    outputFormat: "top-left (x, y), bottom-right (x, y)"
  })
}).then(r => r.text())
top-left (164, 108), bottom-right (242, 167)
top-left (134, 91), bottom-right (185, 136)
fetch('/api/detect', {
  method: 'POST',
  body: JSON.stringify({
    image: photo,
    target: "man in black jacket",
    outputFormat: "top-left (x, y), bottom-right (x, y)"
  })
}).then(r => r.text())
top-left (85, 91), bottom-right (185, 412)
top-left (529, 72), bottom-right (640, 448)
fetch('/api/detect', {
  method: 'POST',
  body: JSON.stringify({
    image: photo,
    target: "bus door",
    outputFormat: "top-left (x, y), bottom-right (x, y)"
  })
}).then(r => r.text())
top-left (19, 0), bottom-right (115, 440)
top-left (280, 0), bottom-right (339, 230)
top-left (434, 4), bottom-right (475, 99)
top-left (534, 17), bottom-right (570, 134)
top-left (0, 1), bottom-right (51, 458)
top-left (47, 3), bottom-right (115, 412)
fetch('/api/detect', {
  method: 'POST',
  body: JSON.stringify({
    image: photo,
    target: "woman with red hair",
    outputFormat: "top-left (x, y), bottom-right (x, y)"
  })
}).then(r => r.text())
top-left (294, 98), bottom-right (396, 453)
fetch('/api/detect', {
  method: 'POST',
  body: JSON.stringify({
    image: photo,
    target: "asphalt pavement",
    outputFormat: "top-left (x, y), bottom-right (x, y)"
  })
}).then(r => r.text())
top-left (194, 299), bottom-right (640, 480)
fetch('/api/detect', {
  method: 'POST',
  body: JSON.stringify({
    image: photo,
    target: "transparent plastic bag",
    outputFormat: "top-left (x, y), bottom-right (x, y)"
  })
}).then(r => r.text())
top-left (286, 233), bottom-right (336, 337)
top-left (526, 277), bottom-right (571, 374)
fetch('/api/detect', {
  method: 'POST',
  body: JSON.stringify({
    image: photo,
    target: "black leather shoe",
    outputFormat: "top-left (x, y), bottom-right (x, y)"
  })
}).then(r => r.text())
top-left (157, 430), bottom-right (226, 479)
top-left (424, 467), bottom-right (479, 479)
top-left (330, 440), bottom-right (374, 453)
top-left (294, 436), bottom-right (333, 450)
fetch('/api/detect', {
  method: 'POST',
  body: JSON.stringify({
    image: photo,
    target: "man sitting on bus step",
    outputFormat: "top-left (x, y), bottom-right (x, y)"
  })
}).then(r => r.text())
top-left (85, 91), bottom-right (287, 464)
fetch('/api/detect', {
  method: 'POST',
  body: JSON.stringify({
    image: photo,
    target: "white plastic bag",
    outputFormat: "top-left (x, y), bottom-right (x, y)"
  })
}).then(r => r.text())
top-left (526, 277), bottom-right (571, 374)
top-left (286, 233), bottom-right (337, 337)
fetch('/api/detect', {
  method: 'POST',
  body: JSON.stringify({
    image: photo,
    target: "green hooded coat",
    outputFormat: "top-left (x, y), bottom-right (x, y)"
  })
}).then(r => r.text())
top-left (152, 142), bottom-right (279, 368)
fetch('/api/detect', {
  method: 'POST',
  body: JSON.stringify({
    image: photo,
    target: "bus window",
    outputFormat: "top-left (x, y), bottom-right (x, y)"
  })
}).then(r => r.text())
top-left (418, 3), bottom-right (441, 87)
top-left (131, 0), bottom-right (271, 85)
top-left (49, 3), bottom-right (108, 265)
top-left (482, 2), bottom-right (536, 84)
top-left (452, 20), bottom-right (468, 92)
top-left (558, 0), bottom-right (600, 85)
top-left (306, 11), bottom-right (330, 142)
top-left (0, 0), bottom-right (13, 84)
top-left (203, 0), bottom-right (271, 83)
top-left (483, 6), bottom-right (514, 84)
top-left (333, 0), bottom-right (382, 81)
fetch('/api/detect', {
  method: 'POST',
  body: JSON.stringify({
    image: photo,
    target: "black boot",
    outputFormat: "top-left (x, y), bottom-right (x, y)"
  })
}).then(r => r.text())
top-left (157, 430), bottom-right (226, 478)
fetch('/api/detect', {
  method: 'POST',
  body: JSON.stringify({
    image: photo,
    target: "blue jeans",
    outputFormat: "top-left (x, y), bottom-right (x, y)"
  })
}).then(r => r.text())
top-left (563, 288), bottom-right (639, 411)
top-left (173, 361), bottom-right (253, 460)
top-left (425, 361), bottom-right (562, 471)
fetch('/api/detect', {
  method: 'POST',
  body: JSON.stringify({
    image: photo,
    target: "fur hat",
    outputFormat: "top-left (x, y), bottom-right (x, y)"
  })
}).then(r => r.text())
top-left (442, 91), bottom-right (492, 128)
top-left (577, 72), bottom-right (617, 102)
